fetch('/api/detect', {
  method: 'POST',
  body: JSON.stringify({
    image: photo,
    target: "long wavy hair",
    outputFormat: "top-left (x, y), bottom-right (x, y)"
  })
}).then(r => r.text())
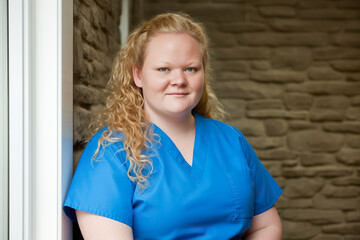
top-left (91, 12), bottom-right (224, 191)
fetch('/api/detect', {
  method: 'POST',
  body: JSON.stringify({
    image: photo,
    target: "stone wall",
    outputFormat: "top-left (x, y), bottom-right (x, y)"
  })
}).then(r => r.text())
top-left (132, 0), bottom-right (360, 239)
top-left (73, 0), bottom-right (122, 165)
top-left (73, 0), bottom-right (122, 239)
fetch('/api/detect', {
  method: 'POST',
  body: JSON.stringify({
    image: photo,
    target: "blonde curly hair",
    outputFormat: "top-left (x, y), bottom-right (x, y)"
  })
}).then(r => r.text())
top-left (91, 12), bottom-right (224, 191)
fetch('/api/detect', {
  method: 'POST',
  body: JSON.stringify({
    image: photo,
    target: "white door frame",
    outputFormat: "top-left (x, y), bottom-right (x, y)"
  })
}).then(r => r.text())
top-left (9, 0), bottom-right (73, 239)
top-left (0, 0), bottom-right (8, 239)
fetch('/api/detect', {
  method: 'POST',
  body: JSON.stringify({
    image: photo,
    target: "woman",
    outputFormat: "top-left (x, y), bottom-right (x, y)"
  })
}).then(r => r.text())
top-left (64, 13), bottom-right (283, 239)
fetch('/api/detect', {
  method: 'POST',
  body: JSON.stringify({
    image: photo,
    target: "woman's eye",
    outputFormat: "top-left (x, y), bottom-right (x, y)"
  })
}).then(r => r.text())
top-left (185, 67), bottom-right (196, 72)
top-left (158, 68), bottom-right (169, 72)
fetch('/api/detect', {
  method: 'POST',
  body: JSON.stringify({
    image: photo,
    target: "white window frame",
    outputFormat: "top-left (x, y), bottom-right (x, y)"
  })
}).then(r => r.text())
top-left (9, 0), bottom-right (73, 239)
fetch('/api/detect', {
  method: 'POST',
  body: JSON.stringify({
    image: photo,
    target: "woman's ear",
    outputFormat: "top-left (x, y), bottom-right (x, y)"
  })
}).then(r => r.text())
top-left (133, 64), bottom-right (143, 88)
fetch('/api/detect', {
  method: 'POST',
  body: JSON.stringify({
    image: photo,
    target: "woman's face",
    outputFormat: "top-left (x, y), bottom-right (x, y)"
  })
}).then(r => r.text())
top-left (133, 32), bottom-right (204, 121)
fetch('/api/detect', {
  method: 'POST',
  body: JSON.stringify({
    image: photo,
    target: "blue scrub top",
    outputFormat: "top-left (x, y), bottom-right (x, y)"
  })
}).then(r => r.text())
top-left (64, 113), bottom-right (282, 239)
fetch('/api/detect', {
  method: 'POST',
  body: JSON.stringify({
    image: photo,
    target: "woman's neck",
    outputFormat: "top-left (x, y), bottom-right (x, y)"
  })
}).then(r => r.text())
top-left (148, 112), bottom-right (196, 136)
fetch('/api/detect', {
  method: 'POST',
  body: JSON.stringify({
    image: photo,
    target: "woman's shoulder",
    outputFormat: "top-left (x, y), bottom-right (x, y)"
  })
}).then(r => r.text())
top-left (88, 126), bottom-right (125, 145)
top-left (84, 126), bottom-right (126, 159)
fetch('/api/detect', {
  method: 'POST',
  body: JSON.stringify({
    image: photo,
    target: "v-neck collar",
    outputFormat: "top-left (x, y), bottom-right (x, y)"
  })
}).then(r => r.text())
top-left (152, 113), bottom-right (208, 179)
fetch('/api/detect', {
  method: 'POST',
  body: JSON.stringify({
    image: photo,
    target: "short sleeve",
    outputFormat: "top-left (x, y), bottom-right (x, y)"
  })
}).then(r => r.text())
top-left (235, 128), bottom-right (283, 216)
top-left (63, 128), bottom-right (135, 228)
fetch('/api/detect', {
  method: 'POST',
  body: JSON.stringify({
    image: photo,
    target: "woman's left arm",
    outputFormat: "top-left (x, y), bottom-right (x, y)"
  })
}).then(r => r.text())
top-left (242, 207), bottom-right (282, 240)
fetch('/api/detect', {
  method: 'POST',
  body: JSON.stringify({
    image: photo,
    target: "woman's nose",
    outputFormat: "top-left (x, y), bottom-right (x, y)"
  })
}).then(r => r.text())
top-left (170, 69), bottom-right (187, 86)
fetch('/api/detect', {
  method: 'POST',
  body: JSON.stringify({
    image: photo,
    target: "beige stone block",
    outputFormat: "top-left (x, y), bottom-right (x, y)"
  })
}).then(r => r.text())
top-left (148, 3), bottom-right (248, 23)
top-left (264, 119), bottom-right (287, 136)
top-left (352, 96), bottom-right (360, 106)
top-left (336, 149), bottom-right (360, 165)
top-left (313, 235), bottom-right (342, 240)
top-left (73, 29), bottom-right (84, 76)
top-left (216, 72), bottom-right (250, 81)
top-left (323, 223), bottom-right (360, 235)
top-left (74, 0), bottom-right (80, 19)
top-left (214, 47), bottom-right (270, 60)
top-left (335, 33), bottom-right (360, 47)
top-left (94, 29), bottom-right (108, 51)
top-left (331, 60), bottom-right (360, 72)
top-left (281, 159), bottom-right (298, 167)
top-left (252, 0), bottom-right (297, 5)
top-left (90, 5), bottom-right (100, 29)
top-left (282, 221), bottom-right (321, 240)
top-left (262, 162), bottom-right (281, 177)
top-left (79, 2), bottom-right (92, 23)
top-left (314, 167), bottom-right (353, 178)
top-left (346, 210), bottom-right (360, 222)
top-left (251, 70), bottom-right (306, 83)
top-left (310, 109), bottom-right (345, 122)
top-left (81, 61), bottom-right (94, 82)
top-left (107, 34), bottom-right (121, 58)
top-left (288, 120), bottom-right (318, 131)
top-left (250, 61), bottom-right (270, 71)
top-left (345, 20), bottom-right (360, 31)
top-left (313, 96), bottom-right (351, 109)
top-left (213, 81), bottom-right (283, 99)
top-left (337, 1), bottom-right (360, 9)
top-left (276, 197), bottom-right (313, 209)
top-left (282, 167), bottom-right (317, 178)
top-left (298, 8), bottom-right (360, 19)
top-left (208, 32), bottom-right (236, 48)
top-left (94, 0), bottom-right (111, 12)
top-left (270, 47), bottom-right (312, 70)
top-left (286, 82), bottom-right (360, 96)
top-left (344, 236), bottom-right (360, 240)
top-left (284, 93), bottom-right (313, 110)
top-left (247, 110), bottom-right (307, 119)
top-left (82, 42), bottom-right (100, 61)
top-left (246, 99), bottom-right (283, 110)
top-left (347, 135), bottom-right (360, 148)
top-left (275, 177), bottom-right (286, 188)
top-left (300, 153), bottom-right (335, 166)
top-left (332, 177), bottom-right (360, 186)
top-left (110, 0), bottom-right (121, 18)
top-left (237, 32), bottom-right (329, 47)
top-left (92, 58), bottom-right (108, 74)
top-left (219, 22), bottom-right (267, 33)
top-left (288, 130), bottom-right (345, 152)
top-left (347, 73), bottom-right (360, 81)
top-left (247, 137), bottom-right (285, 150)
top-left (270, 19), bottom-right (342, 33)
top-left (105, 15), bottom-right (119, 37)
top-left (314, 195), bottom-right (360, 210)
top-left (97, 7), bottom-right (107, 30)
top-left (308, 67), bottom-right (345, 81)
top-left (257, 149), bottom-right (298, 160)
top-left (259, 6), bottom-right (296, 17)
top-left (298, 0), bottom-right (335, 9)
top-left (282, 209), bottom-right (344, 224)
top-left (219, 98), bottom-right (246, 119)
top-left (283, 177), bottom-right (324, 198)
top-left (227, 119), bottom-right (264, 136)
top-left (346, 107), bottom-right (360, 121)
top-left (321, 184), bottom-right (360, 198)
top-left (73, 106), bottom-right (92, 144)
top-left (74, 84), bottom-right (102, 105)
top-left (212, 60), bottom-right (249, 72)
top-left (324, 123), bottom-right (360, 134)
top-left (79, 17), bottom-right (96, 46)
top-left (313, 47), bottom-right (360, 60)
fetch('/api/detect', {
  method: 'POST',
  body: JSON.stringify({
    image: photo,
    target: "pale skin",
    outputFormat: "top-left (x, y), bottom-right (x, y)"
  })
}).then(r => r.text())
top-left (76, 32), bottom-right (282, 239)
